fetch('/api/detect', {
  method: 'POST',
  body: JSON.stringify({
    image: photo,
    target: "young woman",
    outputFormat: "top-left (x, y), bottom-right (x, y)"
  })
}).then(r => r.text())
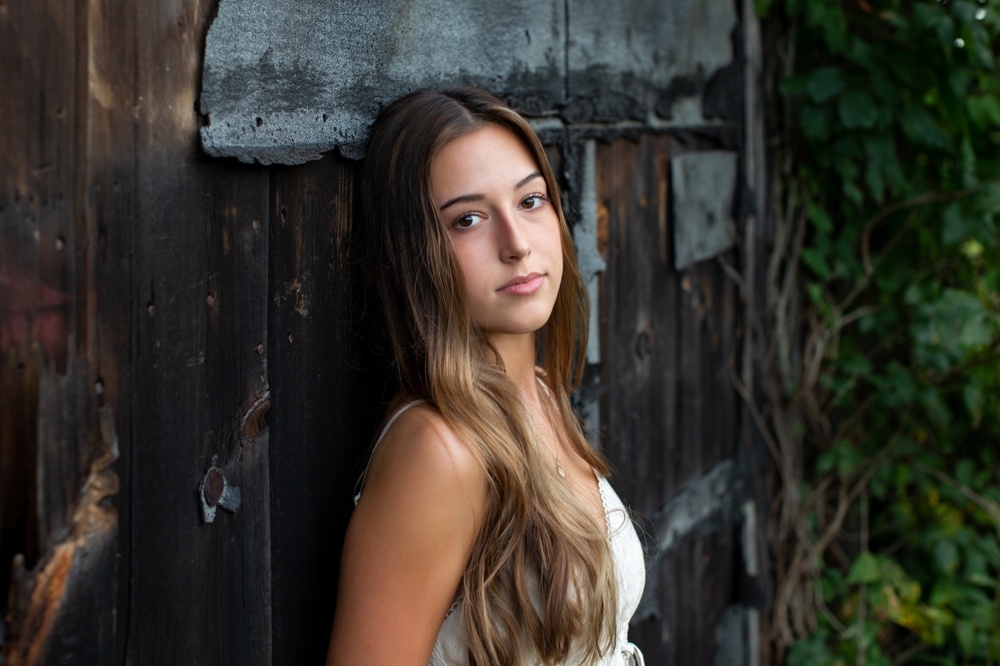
top-left (327, 87), bottom-right (645, 665)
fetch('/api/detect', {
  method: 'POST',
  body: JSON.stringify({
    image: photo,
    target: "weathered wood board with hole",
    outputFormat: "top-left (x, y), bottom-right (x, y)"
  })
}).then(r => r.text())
top-left (0, 0), bottom-right (770, 663)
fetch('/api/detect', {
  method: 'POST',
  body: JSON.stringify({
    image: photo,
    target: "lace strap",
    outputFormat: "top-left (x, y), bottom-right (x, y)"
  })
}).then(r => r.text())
top-left (353, 400), bottom-right (425, 505)
top-left (622, 642), bottom-right (645, 665)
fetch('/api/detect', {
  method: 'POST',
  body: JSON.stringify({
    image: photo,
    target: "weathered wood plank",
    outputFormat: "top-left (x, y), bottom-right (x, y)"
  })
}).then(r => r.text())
top-left (124, 1), bottom-right (273, 663)
top-left (3, 356), bottom-right (118, 666)
top-left (0, 350), bottom-right (38, 613)
top-left (125, 166), bottom-right (272, 661)
top-left (597, 134), bottom-right (742, 662)
top-left (1, 2), bottom-right (123, 663)
top-left (268, 155), bottom-right (368, 663)
top-left (0, 0), bottom-right (76, 369)
top-left (657, 530), bottom-right (739, 665)
top-left (80, 2), bottom-right (139, 661)
top-left (598, 134), bottom-right (679, 507)
top-left (205, 167), bottom-right (273, 659)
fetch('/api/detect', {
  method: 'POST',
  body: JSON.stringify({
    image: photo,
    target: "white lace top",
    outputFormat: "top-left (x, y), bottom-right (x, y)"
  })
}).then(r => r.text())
top-left (355, 401), bottom-right (646, 666)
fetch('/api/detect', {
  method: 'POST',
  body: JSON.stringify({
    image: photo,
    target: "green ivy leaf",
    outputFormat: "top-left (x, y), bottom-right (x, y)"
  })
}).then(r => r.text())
top-left (839, 89), bottom-right (879, 129)
top-left (901, 105), bottom-right (952, 150)
top-left (847, 551), bottom-right (881, 585)
top-left (805, 67), bottom-right (845, 103)
top-left (955, 620), bottom-right (976, 657)
top-left (865, 160), bottom-right (886, 203)
top-left (955, 458), bottom-right (975, 487)
top-left (865, 136), bottom-right (904, 201)
top-left (801, 104), bottom-right (832, 141)
top-left (967, 95), bottom-right (1000, 130)
top-left (921, 387), bottom-right (951, 431)
top-left (941, 202), bottom-right (968, 246)
top-left (787, 629), bottom-right (837, 666)
top-left (807, 282), bottom-right (825, 307)
top-left (840, 354), bottom-right (872, 377)
top-left (807, 202), bottom-right (834, 233)
top-left (870, 461), bottom-right (892, 499)
top-left (959, 313), bottom-right (994, 351)
top-left (968, 572), bottom-right (995, 588)
top-left (948, 66), bottom-right (973, 99)
top-left (817, 450), bottom-right (836, 476)
top-left (801, 247), bottom-right (832, 279)
top-left (975, 182), bottom-right (1000, 215)
top-left (934, 540), bottom-right (960, 575)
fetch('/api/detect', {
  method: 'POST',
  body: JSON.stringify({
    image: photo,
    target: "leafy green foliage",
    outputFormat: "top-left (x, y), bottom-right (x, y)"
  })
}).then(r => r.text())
top-left (761, 0), bottom-right (1000, 662)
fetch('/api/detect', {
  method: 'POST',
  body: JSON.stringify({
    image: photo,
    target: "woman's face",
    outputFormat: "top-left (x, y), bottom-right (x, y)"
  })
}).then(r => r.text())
top-left (429, 124), bottom-right (563, 343)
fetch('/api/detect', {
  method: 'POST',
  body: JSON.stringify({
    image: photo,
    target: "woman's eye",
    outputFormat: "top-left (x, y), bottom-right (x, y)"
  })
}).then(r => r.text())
top-left (453, 212), bottom-right (484, 229)
top-left (522, 193), bottom-right (549, 210)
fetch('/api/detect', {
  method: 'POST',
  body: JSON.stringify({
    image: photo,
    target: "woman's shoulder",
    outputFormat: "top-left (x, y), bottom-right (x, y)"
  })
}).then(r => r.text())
top-left (360, 401), bottom-right (487, 517)
top-left (379, 401), bottom-right (481, 471)
top-left (334, 401), bottom-right (488, 663)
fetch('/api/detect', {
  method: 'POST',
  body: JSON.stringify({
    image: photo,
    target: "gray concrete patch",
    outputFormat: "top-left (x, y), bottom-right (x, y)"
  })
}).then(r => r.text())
top-left (671, 150), bottom-right (738, 269)
top-left (565, 0), bottom-right (738, 122)
top-left (199, 0), bottom-right (564, 164)
top-left (199, 0), bottom-right (739, 164)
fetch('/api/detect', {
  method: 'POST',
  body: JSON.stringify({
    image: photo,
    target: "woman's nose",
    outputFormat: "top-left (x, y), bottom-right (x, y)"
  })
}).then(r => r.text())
top-left (497, 211), bottom-right (531, 261)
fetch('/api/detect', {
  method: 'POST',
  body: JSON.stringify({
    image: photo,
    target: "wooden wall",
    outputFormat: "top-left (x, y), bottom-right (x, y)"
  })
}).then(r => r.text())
top-left (0, 1), bottom-right (765, 664)
top-left (596, 135), bottom-right (744, 663)
top-left (1, 2), bottom-right (375, 663)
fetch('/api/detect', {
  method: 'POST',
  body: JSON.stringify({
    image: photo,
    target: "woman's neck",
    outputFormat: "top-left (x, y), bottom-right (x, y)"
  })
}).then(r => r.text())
top-left (487, 331), bottom-right (539, 397)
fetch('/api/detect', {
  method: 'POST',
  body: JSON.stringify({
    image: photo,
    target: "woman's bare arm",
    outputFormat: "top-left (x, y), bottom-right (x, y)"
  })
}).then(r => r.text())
top-left (327, 406), bottom-right (486, 665)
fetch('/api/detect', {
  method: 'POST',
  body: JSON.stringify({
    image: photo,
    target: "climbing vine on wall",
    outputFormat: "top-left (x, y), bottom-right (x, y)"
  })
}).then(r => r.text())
top-left (757, 0), bottom-right (1000, 663)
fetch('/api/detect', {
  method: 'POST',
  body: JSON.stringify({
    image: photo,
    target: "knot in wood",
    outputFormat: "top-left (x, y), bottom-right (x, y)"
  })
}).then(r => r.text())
top-left (240, 392), bottom-right (271, 440)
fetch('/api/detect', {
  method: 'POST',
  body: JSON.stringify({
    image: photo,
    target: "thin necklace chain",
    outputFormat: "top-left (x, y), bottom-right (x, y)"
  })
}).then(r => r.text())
top-left (536, 376), bottom-right (567, 480)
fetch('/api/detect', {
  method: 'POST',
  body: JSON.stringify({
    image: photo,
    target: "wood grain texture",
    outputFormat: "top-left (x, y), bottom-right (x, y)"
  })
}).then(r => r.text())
top-left (0, 0), bottom-right (76, 369)
top-left (596, 134), bottom-right (741, 663)
top-left (123, 1), bottom-right (274, 662)
top-left (4, 357), bottom-right (118, 666)
top-left (81, 1), bottom-right (139, 659)
top-left (268, 155), bottom-right (371, 663)
top-left (124, 160), bottom-right (273, 654)
top-left (1, 0), bottom-right (122, 662)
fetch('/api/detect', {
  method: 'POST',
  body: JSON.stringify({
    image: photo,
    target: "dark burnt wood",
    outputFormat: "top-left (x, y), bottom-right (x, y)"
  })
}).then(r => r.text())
top-left (268, 155), bottom-right (369, 663)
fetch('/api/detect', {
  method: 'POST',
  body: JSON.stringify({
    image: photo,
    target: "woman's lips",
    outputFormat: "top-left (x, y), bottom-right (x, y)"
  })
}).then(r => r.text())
top-left (497, 273), bottom-right (545, 296)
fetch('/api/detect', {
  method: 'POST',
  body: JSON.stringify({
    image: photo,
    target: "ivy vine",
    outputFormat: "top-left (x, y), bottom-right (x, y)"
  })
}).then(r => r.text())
top-left (757, 0), bottom-right (1000, 663)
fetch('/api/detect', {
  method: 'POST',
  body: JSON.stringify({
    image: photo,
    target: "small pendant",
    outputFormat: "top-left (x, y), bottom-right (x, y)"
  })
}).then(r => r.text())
top-left (557, 460), bottom-right (566, 478)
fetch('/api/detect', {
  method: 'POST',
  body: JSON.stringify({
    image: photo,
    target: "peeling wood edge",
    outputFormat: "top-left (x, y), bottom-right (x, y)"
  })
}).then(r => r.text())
top-left (3, 404), bottom-right (119, 666)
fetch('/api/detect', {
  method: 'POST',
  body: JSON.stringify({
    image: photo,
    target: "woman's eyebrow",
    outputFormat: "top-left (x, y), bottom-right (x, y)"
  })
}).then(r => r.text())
top-left (439, 171), bottom-right (544, 212)
top-left (514, 170), bottom-right (543, 190)
top-left (439, 193), bottom-right (483, 212)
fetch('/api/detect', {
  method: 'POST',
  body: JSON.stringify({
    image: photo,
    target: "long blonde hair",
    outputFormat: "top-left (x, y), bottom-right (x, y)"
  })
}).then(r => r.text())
top-left (359, 87), bottom-right (617, 664)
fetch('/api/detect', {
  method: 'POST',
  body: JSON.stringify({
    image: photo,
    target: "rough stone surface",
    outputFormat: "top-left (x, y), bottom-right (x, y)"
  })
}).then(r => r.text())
top-left (199, 0), bottom-right (739, 164)
top-left (199, 0), bottom-right (564, 164)
top-left (565, 0), bottom-right (738, 122)
top-left (671, 150), bottom-right (738, 269)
